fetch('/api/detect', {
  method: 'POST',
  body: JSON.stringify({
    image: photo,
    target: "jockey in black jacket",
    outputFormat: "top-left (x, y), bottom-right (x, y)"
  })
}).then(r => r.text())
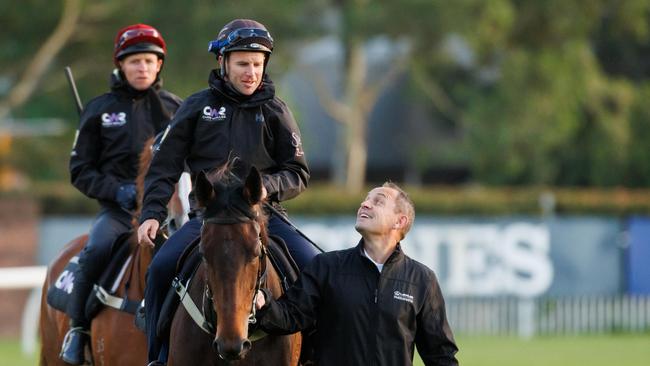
top-left (62, 24), bottom-right (182, 365)
top-left (137, 18), bottom-right (320, 366)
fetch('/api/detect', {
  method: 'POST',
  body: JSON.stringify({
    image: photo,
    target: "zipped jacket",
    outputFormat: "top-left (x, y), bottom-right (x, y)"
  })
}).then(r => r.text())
top-left (259, 241), bottom-right (459, 366)
top-left (140, 70), bottom-right (309, 223)
top-left (70, 72), bottom-right (182, 207)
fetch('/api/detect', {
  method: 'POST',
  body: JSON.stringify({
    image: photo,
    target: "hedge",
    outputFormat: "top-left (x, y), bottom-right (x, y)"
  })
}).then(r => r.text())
top-left (11, 182), bottom-right (650, 217)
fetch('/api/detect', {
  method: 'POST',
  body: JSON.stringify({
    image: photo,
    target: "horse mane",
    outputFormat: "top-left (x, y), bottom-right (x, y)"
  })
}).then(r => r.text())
top-left (134, 137), bottom-right (155, 228)
top-left (204, 157), bottom-right (269, 246)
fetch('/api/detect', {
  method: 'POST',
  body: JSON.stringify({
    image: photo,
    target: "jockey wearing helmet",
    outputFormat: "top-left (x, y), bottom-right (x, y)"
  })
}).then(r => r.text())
top-left (137, 18), bottom-right (320, 366)
top-left (61, 24), bottom-right (182, 365)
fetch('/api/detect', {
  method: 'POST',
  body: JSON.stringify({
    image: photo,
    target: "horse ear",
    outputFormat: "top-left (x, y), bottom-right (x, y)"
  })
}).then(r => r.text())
top-left (243, 166), bottom-right (263, 205)
top-left (194, 171), bottom-right (215, 207)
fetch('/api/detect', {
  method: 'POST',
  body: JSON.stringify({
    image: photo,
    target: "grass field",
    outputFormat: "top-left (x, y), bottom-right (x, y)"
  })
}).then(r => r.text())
top-left (4, 334), bottom-right (649, 365)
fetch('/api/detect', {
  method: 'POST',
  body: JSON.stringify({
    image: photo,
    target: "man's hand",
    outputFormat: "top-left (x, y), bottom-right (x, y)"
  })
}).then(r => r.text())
top-left (138, 219), bottom-right (159, 247)
top-left (255, 289), bottom-right (266, 310)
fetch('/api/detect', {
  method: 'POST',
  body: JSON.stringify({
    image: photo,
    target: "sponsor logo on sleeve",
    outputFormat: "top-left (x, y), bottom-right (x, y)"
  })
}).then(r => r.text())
top-left (291, 132), bottom-right (305, 157)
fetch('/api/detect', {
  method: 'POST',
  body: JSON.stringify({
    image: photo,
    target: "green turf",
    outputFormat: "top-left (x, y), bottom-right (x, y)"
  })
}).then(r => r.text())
top-left (3, 334), bottom-right (650, 365)
top-left (0, 338), bottom-right (37, 366)
top-left (451, 334), bottom-right (650, 366)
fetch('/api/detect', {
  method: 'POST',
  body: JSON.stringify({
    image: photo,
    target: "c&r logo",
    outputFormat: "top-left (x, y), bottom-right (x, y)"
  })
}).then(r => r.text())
top-left (101, 112), bottom-right (127, 127)
top-left (202, 106), bottom-right (227, 121)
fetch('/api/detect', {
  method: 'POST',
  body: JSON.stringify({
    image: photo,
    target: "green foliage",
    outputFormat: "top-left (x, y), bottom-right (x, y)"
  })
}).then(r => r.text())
top-left (32, 182), bottom-right (650, 216)
top-left (5, 0), bottom-right (650, 189)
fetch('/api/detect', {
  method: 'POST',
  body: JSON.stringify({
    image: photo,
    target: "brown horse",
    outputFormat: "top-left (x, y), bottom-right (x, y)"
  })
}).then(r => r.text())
top-left (167, 163), bottom-right (301, 365)
top-left (39, 140), bottom-right (190, 366)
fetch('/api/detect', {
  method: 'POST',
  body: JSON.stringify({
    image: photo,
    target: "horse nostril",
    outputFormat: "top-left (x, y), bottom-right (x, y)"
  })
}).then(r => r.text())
top-left (214, 338), bottom-right (251, 360)
top-left (241, 339), bottom-right (252, 354)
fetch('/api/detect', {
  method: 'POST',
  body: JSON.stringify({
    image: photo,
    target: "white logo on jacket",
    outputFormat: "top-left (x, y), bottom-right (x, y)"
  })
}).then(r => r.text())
top-left (101, 112), bottom-right (127, 127)
top-left (291, 132), bottom-right (304, 157)
top-left (202, 106), bottom-right (227, 121)
top-left (393, 291), bottom-right (414, 303)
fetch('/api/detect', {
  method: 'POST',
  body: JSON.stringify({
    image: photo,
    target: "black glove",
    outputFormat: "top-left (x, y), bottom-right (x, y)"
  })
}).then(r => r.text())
top-left (115, 183), bottom-right (137, 210)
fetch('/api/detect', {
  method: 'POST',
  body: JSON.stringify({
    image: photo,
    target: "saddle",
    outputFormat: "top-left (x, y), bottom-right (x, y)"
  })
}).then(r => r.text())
top-left (46, 231), bottom-right (143, 319)
top-left (154, 234), bottom-right (299, 338)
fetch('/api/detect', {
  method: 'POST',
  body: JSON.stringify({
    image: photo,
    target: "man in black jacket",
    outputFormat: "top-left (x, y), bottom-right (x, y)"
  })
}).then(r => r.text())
top-left (256, 182), bottom-right (459, 366)
top-left (62, 24), bottom-right (182, 365)
top-left (137, 18), bottom-right (320, 366)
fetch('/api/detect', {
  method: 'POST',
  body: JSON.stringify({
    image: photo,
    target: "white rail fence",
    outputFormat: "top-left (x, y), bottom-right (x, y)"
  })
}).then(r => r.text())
top-left (446, 295), bottom-right (650, 337)
top-left (0, 266), bottom-right (46, 355)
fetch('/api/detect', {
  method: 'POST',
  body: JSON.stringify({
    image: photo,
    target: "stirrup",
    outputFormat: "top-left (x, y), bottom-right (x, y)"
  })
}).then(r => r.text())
top-left (147, 361), bottom-right (166, 366)
top-left (61, 326), bottom-right (89, 345)
top-left (60, 326), bottom-right (89, 364)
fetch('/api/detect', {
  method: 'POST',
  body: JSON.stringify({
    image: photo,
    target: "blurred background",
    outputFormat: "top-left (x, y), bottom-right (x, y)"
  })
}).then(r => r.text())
top-left (1, 0), bottom-right (650, 365)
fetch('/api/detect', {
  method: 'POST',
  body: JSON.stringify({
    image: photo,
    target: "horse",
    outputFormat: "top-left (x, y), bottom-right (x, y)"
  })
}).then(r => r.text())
top-left (39, 139), bottom-right (191, 366)
top-left (166, 163), bottom-right (301, 365)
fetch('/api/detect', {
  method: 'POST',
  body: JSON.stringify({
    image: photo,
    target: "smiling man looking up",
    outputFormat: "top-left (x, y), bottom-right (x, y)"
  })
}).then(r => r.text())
top-left (255, 182), bottom-right (459, 366)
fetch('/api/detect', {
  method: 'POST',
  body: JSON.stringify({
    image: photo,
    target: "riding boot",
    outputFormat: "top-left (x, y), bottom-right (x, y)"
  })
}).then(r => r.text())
top-left (62, 269), bottom-right (93, 365)
top-left (60, 320), bottom-right (89, 365)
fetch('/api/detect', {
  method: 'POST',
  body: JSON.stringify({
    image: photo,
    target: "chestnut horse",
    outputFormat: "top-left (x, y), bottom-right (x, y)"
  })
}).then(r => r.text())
top-left (166, 163), bottom-right (301, 365)
top-left (39, 141), bottom-right (191, 366)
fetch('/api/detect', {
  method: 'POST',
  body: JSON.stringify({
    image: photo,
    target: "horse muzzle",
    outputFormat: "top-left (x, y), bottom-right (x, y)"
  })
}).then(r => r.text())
top-left (214, 337), bottom-right (252, 361)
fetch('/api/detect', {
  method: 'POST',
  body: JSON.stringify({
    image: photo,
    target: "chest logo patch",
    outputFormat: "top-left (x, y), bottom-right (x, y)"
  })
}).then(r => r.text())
top-left (393, 291), bottom-right (414, 303)
top-left (101, 112), bottom-right (127, 127)
top-left (202, 106), bottom-right (227, 121)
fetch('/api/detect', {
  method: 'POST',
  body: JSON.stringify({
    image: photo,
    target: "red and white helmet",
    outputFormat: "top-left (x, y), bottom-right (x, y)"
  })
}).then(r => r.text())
top-left (113, 23), bottom-right (167, 66)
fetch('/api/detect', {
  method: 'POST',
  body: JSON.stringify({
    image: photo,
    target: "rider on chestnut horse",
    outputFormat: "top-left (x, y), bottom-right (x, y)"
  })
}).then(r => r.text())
top-left (61, 23), bottom-right (182, 365)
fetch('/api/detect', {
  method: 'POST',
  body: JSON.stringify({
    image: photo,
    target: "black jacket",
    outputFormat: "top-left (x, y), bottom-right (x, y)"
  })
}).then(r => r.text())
top-left (70, 72), bottom-right (182, 207)
top-left (140, 70), bottom-right (309, 223)
top-left (259, 241), bottom-right (459, 366)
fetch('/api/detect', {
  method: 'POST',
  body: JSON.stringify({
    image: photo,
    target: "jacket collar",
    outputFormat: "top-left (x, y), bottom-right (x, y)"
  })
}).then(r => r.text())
top-left (110, 69), bottom-right (162, 98)
top-left (355, 239), bottom-right (404, 266)
top-left (207, 69), bottom-right (275, 106)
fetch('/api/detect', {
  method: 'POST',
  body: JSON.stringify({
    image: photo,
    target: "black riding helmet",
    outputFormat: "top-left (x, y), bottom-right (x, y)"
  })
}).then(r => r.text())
top-left (208, 19), bottom-right (274, 78)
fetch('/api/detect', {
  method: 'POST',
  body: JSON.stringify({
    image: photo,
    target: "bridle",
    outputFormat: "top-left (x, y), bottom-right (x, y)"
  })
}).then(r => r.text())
top-left (202, 202), bottom-right (268, 327)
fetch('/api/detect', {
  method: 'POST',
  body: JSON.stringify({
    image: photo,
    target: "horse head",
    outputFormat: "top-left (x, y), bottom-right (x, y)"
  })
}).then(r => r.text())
top-left (194, 161), bottom-right (267, 361)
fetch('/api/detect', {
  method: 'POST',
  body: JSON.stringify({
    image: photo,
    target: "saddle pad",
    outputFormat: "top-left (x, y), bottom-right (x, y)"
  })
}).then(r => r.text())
top-left (46, 256), bottom-right (80, 312)
top-left (45, 231), bottom-right (133, 317)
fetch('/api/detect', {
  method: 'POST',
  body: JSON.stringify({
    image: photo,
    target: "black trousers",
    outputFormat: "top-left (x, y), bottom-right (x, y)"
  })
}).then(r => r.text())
top-left (66, 206), bottom-right (132, 325)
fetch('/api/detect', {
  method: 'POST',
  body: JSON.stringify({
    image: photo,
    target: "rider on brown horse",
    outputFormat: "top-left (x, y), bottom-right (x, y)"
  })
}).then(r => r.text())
top-left (137, 18), bottom-right (321, 366)
top-left (61, 23), bottom-right (182, 365)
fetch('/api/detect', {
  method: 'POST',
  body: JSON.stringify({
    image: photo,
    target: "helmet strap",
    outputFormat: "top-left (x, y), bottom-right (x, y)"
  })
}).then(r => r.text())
top-left (219, 54), bottom-right (229, 79)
